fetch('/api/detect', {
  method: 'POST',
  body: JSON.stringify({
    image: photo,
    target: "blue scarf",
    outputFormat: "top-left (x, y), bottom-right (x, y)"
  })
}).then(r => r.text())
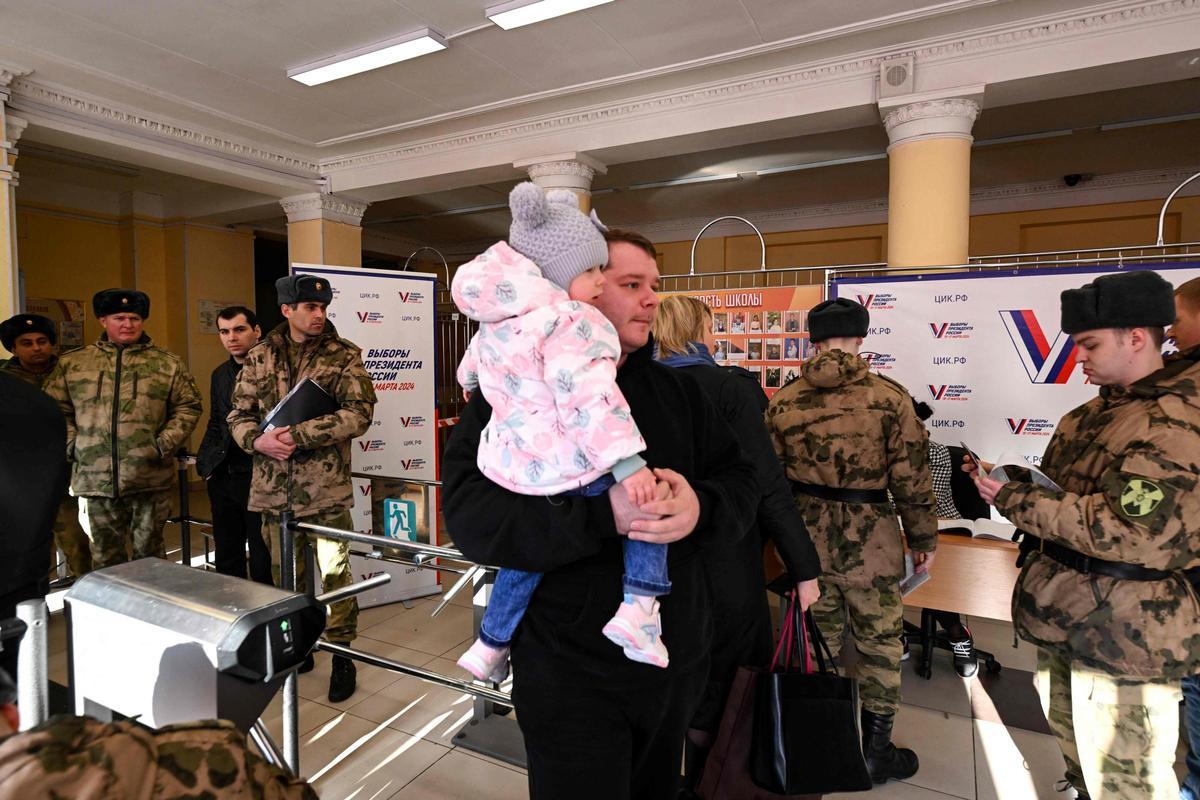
top-left (657, 342), bottom-right (717, 369)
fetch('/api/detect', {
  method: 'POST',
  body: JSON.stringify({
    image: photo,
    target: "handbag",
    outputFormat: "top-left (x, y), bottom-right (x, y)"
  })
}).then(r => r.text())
top-left (749, 595), bottom-right (874, 795)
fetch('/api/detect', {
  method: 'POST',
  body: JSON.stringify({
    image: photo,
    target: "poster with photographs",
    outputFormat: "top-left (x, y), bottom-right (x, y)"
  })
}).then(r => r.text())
top-left (665, 285), bottom-right (823, 399)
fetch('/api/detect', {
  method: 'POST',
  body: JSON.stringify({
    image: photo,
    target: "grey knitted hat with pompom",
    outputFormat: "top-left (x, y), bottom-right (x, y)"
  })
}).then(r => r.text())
top-left (508, 182), bottom-right (609, 290)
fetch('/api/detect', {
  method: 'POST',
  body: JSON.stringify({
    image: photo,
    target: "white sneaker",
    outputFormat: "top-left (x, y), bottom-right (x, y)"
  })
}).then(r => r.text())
top-left (457, 639), bottom-right (510, 683)
top-left (602, 597), bottom-right (669, 668)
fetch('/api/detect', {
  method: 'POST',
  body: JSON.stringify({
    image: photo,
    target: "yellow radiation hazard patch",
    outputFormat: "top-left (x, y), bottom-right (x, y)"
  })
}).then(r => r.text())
top-left (1119, 478), bottom-right (1165, 518)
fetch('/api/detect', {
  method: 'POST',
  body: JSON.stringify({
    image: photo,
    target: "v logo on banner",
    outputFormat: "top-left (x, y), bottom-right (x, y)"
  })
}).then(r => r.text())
top-left (999, 310), bottom-right (1078, 384)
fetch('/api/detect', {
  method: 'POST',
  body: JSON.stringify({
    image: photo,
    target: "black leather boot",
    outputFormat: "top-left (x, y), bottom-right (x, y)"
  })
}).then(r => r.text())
top-left (861, 709), bottom-right (919, 783)
top-left (298, 653), bottom-right (315, 673)
top-left (328, 655), bottom-right (357, 703)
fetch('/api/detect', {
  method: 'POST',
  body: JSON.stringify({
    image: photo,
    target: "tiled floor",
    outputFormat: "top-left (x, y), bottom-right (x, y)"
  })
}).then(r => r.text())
top-left (39, 497), bottom-right (1180, 799)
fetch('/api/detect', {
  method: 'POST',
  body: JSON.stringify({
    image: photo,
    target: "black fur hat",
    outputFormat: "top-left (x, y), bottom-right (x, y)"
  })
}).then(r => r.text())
top-left (93, 288), bottom-right (150, 319)
top-left (0, 314), bottom-right (56, 351)
top-left (276, 274), bottom-right (334, 306)
top-left (1060, 271), bottom-right (1174, 335)
top-left (808, 298), bottom-right (869, 342)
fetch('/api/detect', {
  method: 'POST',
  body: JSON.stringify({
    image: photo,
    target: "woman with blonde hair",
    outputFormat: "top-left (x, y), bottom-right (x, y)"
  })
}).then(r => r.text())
top-left (653, 294), bottom-right (822, 797)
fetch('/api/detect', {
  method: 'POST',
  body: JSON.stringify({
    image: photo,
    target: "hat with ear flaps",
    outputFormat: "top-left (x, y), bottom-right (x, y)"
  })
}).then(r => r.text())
top-left (1060, 270), bottom-right (1175, 334)
top-left (507, 182), bottom-right (609, 290)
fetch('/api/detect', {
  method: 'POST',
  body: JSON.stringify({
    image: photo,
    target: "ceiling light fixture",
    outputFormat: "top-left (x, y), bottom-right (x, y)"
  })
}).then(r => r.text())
top-left (486, 0), bottom-right (614, 30)
top-left (288, 28), bottom-right (447, 86)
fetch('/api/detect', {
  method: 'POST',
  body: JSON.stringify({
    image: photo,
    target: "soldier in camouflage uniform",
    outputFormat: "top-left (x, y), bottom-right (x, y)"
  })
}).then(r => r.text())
top-left (974, 270), bottom-right (1200, 800)
top-left (42, 291), bottom-right (202, 570)
top-left (1, 314), bottom-right (91, 577)
top-left (765, 297), bottom-right (937, 784)
top-left (0, 712), bottom-right (317, 799)
top-left (228, 274), bottom-right (376, 703)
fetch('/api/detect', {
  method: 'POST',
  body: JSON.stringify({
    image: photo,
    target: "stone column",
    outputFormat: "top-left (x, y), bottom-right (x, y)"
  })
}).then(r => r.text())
top-left (281, 193), bottom-right (370, 268)
top-left (0, 70), bottom-right (29, 328)
top-left (880, 88), bottom-right (982, 267)
top-left (513, 153), bottom-right (606, 213)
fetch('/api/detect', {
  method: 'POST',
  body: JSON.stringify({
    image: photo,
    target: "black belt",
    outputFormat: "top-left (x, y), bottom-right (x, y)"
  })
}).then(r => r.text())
top-left (791, 481), bottom-right (888, 505)
top-left (1019, 534), bottom-right (1200, 585)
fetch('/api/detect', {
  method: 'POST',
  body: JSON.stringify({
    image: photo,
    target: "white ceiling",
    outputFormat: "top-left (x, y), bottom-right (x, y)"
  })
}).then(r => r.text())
top-left (3, 0), bottom-right (1199, 251)
top-left (0, 0), bottom-right (1037, 148)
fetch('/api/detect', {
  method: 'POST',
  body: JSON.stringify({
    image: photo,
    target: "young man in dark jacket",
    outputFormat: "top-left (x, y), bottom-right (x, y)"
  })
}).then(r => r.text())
top-left (196, 306), bottom-right (268, 583)
top-left (443, 230), bottom-right (759, 800)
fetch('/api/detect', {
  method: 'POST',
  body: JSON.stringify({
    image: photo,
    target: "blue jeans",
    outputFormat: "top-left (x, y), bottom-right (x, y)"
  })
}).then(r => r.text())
top-left (1182, 674), bottom-right (1200, 800)
top-left (478, 474), bottom-right (672, 648)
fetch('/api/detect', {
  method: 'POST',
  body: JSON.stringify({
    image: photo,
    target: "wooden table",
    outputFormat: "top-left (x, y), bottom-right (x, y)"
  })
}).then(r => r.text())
top-left (903, 533), bottom-right (1021, 622)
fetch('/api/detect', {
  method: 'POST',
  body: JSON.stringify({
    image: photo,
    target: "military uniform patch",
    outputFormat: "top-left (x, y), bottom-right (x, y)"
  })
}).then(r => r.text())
top-left (1120, 478), bottom-right (1165, 517)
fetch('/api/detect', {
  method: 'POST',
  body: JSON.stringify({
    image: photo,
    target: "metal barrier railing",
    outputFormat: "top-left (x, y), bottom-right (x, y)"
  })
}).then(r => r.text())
top-left (270, 514), bottom-right (521, 774)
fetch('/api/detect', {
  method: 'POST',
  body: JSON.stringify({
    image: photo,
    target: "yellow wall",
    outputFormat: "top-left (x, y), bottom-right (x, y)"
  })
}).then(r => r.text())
top-left (17, 205), bottom-right (127, 345)
top-left (655, 195), bottom-right (1200, 284)
top-left (183, 225), bottom-right (255, 452)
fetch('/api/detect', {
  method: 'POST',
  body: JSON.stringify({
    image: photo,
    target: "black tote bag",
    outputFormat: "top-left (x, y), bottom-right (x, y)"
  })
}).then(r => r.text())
top-left (749, 595), bottom-right (873, 795)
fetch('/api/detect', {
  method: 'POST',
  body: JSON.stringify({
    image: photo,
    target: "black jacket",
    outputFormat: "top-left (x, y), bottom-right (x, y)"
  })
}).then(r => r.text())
top-left (684, 365), bottom-right (820, 582)
top-left (675, 363), bottom-right (821, 728)
top-left (0, 373), bottom-right (67, 599)
top-left (443, 340), bottom-right (759, 689)
top-left (196, 357), bottom-right (251, 478)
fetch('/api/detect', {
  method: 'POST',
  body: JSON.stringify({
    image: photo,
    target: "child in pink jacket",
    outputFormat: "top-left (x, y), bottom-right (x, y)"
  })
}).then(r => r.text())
top-left (452, 182), bottom-right (670, 681)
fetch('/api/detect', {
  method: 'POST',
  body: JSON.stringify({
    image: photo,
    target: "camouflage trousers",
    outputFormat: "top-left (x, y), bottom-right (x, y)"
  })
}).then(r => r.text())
top-left (78, 490), bottom-right (172, 570)
top-left (53, 493), bottom-right (92, 577)
top-left (262, 507), bottom-right (358, 644)
top-left (1036, 648), bottom-right (1182, 800)
top-left (810, 578), bottom-right (904, 714)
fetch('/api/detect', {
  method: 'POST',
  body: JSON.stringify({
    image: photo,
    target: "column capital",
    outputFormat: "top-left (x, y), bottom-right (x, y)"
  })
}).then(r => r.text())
top-left (513, 152), bottom-right (607, 192)
top-left (4, 113), bottom-right (27, 146)
top-left (879, 85), bottom-right (983, 150)
top-left (280, 192), bottom-right (370, 226)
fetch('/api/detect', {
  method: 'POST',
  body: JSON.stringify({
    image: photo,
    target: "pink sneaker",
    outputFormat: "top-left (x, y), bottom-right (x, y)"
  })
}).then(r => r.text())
top-left (457, 639), bottom-right (510, 683)
top-left (602, 598), bottom-right (669, 668)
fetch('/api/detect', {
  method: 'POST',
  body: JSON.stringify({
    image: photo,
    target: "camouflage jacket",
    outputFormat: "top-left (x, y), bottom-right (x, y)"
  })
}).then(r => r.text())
top-left (765, 349), bottom-right (937, 589)
top-left (997, 352), bottom-right (1200, 681)
top-left (0, 355), bottom-right (57, 389)
top-left (0, 715), bottom-right (317, 799)
top-left (42, 336), bottom-right (201, 498)
top-left (228, 321), bottom-right (376, 516)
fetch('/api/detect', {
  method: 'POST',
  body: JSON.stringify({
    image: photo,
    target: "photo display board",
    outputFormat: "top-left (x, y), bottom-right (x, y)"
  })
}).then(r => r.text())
top-left (666, 285), bottom-right (824, 398)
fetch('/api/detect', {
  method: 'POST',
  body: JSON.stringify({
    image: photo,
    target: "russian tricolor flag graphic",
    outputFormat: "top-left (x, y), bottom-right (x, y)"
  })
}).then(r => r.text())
top-left (999, 310), bottom-right (1078, 384)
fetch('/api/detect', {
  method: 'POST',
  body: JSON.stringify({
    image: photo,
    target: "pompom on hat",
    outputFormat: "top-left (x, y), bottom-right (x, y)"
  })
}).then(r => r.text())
top-left (508, 182), bottom-right (609, 290)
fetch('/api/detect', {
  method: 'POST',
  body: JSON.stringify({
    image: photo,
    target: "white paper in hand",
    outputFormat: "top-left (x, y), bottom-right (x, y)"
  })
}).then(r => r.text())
top-left (900, 552), bottom-right (930, 597)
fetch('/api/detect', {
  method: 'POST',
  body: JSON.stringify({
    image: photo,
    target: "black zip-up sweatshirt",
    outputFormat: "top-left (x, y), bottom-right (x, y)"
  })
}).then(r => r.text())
top-left (443, 340), bottom-right (759, 688)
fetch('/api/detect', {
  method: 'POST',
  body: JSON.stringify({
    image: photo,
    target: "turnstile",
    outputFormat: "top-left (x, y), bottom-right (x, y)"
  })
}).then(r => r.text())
top-left (65, 558), bottom-right (324, 731)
